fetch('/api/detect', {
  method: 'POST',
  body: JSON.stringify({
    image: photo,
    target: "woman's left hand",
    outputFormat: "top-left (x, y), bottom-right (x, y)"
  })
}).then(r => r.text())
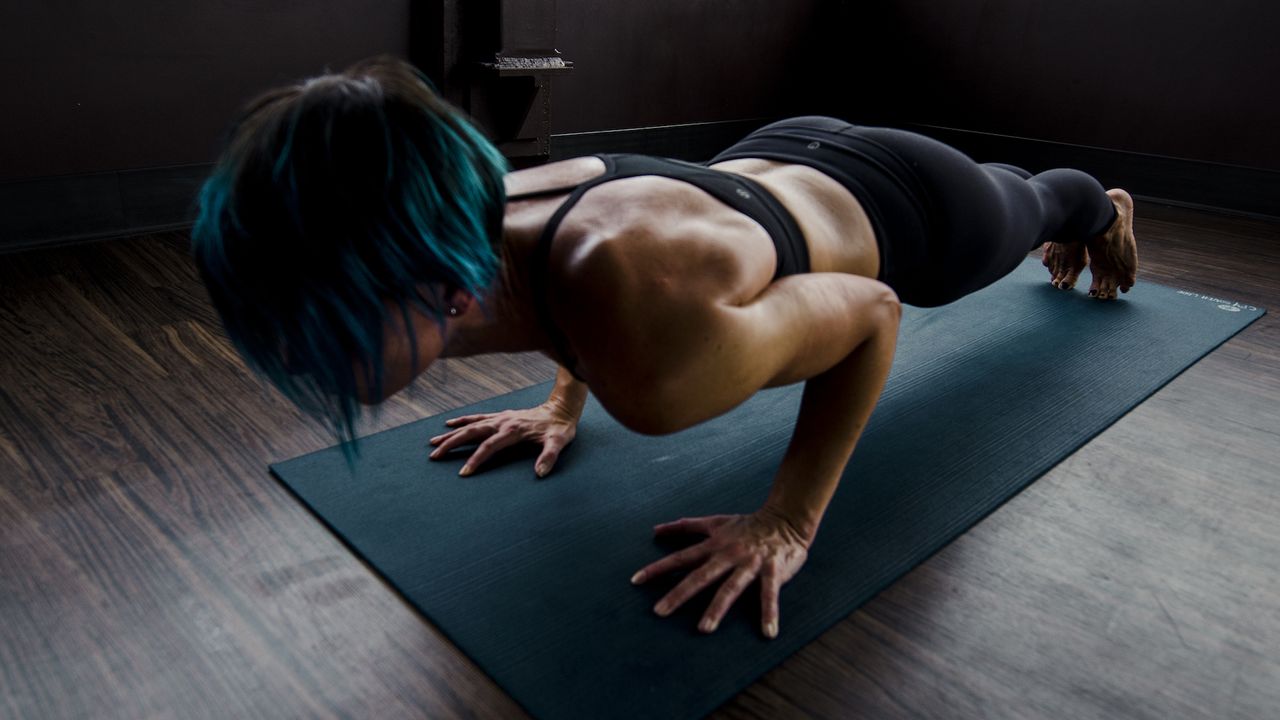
top-left (630, 507), bottom-right (812, 639)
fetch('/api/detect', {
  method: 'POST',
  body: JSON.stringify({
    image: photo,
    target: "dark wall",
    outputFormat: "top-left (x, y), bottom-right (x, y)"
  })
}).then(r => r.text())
top-left (852, 0), bottom-right (1280, 171)
top-left (0, 0), bottom-right (833, 181)
top-left (16, 1), bottom-right (1271, 178)
top-left (551, 0), bottom-right (837, 134)
top-left (0, 1), bottom-right (410, 183)
top-left (3, 0), bottom-right (1276, 250)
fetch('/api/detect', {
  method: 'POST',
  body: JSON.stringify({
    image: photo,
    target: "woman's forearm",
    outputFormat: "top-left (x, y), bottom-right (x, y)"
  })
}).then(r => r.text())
top-left (762, 303), bottom-right (900, 542)
top-left (545, 365), bottom-right (589, 419)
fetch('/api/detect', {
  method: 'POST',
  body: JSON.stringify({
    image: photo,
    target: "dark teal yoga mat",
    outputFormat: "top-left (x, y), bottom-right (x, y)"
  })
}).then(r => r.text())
top-left (269, 258), bottom-right (1263, 720)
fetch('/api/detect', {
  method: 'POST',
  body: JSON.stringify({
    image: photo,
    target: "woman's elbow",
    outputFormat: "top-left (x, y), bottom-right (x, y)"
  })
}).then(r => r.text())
top-left (612, 405), bottom-right (691, 436)
top-left (871, 283), bottom-right (902, 329)
top-left (599, 385), bottom-right (702, 437)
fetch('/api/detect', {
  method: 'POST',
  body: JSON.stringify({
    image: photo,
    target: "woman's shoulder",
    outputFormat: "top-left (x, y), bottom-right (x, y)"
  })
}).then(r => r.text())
top-left (503, 156), bottom-right (606, 199)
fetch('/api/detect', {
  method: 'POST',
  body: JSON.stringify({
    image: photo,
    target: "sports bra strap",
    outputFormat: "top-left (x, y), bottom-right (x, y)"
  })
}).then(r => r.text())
top-left (506, 184), bottom-right (587, 202)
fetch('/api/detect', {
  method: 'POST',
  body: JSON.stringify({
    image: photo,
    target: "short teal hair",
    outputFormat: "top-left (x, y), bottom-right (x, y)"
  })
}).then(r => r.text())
top-left (191, 55), bottom-right (510, 467)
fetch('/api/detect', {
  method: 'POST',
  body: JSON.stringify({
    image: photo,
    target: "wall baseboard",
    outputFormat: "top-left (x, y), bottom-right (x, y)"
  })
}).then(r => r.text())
top-left (552, 119), bottom-right (1280, 221)
top-left (550, 119), bottom-right (768, 163)
top-left (4, 120), bottom-right (1274, 255)
top-left (1, 163), bottom-right (212, 255)
top-left (0, 121), bottom-right (769, 256)
top-left (907, 124), bottom-right (1280, 221)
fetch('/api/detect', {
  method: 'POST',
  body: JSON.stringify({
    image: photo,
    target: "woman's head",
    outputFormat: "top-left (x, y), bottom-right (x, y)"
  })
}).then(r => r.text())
top-left (191, 55), bottom-right (509, 464)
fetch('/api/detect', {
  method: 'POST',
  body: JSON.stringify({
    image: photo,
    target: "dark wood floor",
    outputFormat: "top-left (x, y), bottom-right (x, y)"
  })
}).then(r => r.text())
top-left (1, 200), bottom-right (1277, 719)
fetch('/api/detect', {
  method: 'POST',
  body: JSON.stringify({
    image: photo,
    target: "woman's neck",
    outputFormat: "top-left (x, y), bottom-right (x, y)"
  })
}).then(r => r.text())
top-left (439, 229), bottom-right (550, 358)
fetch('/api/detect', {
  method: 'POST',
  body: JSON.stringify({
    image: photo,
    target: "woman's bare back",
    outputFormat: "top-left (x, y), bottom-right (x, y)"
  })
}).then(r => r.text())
top-left (497, 155), bottom-right (889, 431)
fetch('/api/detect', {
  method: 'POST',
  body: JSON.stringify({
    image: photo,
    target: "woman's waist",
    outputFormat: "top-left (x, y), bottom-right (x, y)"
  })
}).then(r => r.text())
top-left (708, 157), bottom-right (880, 278)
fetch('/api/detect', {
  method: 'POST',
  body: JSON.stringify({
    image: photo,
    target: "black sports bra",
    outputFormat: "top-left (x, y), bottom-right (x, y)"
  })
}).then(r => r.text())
top-left (505, 153), bottom-right (811, 380)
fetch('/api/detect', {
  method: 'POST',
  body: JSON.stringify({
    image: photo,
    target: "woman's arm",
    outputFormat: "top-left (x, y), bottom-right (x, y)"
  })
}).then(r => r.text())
top-left (627, 272), bottom-right (901, 637)
top-left (761, 299), bottom-right (899, 540)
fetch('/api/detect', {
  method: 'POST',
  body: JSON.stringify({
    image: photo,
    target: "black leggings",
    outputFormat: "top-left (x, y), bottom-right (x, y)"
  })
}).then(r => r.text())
top-left (709, 117), bottom-right (1117, 307)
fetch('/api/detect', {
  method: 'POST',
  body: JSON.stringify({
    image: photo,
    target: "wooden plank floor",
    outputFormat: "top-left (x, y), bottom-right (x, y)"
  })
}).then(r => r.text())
top-left (1, 200), bottom-right (1277, 719)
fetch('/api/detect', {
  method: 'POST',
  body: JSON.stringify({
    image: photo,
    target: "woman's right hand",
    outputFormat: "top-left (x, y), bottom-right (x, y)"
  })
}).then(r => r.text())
top-left (428, 402), bottom-right (579, 477)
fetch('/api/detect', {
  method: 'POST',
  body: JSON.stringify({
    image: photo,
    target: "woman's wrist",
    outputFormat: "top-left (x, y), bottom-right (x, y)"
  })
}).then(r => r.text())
top-left (544, 365), bottom-right (588, 420)
top-left (542, 395), bottom-right (584, 422)
top-left (757, 496), bottom-right (821, 547)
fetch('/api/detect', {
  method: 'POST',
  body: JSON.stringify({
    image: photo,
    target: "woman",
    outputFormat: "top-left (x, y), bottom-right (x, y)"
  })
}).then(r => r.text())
top-left (192, 56), bottom-right (1137, 641)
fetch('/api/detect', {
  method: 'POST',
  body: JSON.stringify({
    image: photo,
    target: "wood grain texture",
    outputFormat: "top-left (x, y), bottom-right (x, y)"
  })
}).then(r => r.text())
top-left (0, 203), bottom-right (1277, 719)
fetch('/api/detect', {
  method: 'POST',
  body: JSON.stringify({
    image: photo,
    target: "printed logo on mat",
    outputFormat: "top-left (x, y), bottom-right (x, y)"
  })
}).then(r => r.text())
top-left (1176, 290), bottom-right (1258, 313)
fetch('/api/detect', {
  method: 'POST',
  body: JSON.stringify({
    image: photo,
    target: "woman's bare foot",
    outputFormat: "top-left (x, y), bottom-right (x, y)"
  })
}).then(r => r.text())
top-left (1042, 240), bottom-right (1089, 290)
top-left (1084, 189), bottom-right (1139, 300)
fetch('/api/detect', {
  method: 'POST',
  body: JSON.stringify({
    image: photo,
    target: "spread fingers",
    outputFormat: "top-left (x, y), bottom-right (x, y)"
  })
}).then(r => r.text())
top-left (698, 564), bottom-right (760, 633)
top-left (652, 558), bottom-right (734, 618)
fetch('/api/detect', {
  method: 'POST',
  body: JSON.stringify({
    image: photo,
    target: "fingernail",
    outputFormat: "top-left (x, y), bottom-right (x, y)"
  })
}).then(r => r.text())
top-left (535, 464), bottom-right (547, 477)
top-left (699, 618), bottom-right (717, 633)
top-left (459, 466), bottom-right (471, 477)
top-left (765, 621), bottom-right (778, 639)
top-left (654, 602), bottom-right (668, 616)
top-left (429, 450), bottom-right (439, 459)
top-left (631, 571), bottom-right (645, 584)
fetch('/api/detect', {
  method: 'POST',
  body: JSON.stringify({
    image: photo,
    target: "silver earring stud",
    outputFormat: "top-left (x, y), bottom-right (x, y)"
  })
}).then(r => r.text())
top-left (448, 306), bottom-right (459, 316)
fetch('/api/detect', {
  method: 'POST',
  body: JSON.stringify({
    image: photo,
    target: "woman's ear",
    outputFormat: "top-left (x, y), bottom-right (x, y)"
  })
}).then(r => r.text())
top-left (443, 285), bottom-right (477, 317)
top-left (411, 282), bottom-right (471, 317)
